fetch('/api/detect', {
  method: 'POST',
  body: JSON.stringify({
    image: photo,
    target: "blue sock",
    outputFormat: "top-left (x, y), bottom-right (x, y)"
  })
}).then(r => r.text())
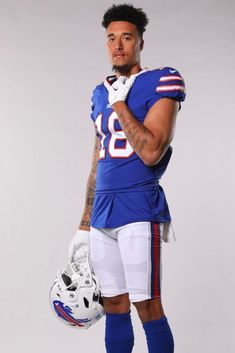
top-left (143, 316), bottom-right (174, 353)
top-left (105, 311), bottom-right (134, 353)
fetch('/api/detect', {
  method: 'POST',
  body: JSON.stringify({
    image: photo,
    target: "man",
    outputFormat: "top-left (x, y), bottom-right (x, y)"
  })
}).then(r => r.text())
top-left (69, 4), bottom-right (186, 353)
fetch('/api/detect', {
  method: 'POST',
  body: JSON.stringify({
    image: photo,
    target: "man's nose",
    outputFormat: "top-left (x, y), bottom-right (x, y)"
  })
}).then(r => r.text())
top-left (114, 38), bottom-right (123, 50)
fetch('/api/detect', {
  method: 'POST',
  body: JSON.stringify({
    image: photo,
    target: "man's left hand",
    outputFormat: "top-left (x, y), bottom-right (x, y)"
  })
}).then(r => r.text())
top-left (104, 75), bottom-right (136, 106)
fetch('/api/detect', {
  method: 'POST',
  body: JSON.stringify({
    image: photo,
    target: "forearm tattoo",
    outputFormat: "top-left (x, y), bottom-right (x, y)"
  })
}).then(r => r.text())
top-left (116, 109), bottom-right (155, 155)
top-left (79, 137), bottom-right (99, 229)
top-left (80, 182), bottom-right (95, 225)
top-left (80, 220), bottom-right (90, 227)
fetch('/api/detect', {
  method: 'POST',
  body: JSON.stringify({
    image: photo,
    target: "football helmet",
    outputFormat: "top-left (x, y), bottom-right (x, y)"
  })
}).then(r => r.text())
top-left (49, 251), bottom-right (104, 329)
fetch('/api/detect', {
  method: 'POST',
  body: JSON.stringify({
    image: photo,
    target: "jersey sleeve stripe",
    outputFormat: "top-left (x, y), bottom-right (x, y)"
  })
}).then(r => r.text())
top-left (156, 85), bottom-right (185, 92)
top-left (159, 75), bottom-right (183, 82)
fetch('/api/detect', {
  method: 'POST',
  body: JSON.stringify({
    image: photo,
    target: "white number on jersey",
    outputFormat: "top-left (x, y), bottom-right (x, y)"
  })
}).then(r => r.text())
top-left (95, 112), bottom-right (133, 159)
top-left (94, 114), bottom-right (106, 159)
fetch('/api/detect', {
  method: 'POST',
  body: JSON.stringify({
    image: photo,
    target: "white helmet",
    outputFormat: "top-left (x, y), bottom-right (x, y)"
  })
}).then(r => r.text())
top-left (49, 252), bottom-right (104, 329)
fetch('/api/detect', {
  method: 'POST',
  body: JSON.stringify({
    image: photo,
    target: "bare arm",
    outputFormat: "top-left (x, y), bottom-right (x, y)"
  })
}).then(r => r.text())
top-left (79, 134), bottom-right (100, 231)
top-left (112, 98), bottom-right (179, 166)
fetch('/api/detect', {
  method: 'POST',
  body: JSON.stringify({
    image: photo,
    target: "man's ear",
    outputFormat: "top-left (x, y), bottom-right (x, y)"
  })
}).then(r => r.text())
top-left (140, 39), bottom-right (144, 51)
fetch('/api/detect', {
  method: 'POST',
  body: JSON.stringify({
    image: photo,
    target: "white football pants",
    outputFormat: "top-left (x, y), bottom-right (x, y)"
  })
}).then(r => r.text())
top-left (90, 221), bottom-right (175, 302)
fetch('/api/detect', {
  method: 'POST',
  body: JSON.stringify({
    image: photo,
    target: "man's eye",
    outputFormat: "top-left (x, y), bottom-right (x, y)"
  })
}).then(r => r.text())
top-left (108, 37), bottom-right (114, 42)
top-left (124, 36), bottom-right (131, 40)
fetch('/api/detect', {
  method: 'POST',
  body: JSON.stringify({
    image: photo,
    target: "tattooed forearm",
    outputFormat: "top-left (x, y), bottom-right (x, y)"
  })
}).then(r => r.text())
top-left (79, 136), bottom-right (100, 231)
top-left (117, 111), bottom-right (152, 154)
top-left (80, 220), bottom-right (90, 227)
top-left (113, 102), bottom-right (154, 155)
top-left (79, 180), bottom-right (95, 229)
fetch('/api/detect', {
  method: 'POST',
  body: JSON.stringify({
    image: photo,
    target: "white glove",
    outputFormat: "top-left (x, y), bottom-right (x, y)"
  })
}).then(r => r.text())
top-left (104, 69), bottom-right (149, 106)
top-left (104, 74), bottom-right (136, 106)
top-left (68, 229), bottom-right (90, 262)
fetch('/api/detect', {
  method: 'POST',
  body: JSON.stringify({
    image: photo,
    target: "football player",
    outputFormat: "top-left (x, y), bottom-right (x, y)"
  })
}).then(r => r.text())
top-left (70, 4), bottom-right (186, 353)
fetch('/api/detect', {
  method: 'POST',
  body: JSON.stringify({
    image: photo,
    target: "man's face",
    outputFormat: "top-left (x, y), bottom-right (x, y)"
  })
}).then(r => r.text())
top-left (106, 21), bottom-right (143, 74)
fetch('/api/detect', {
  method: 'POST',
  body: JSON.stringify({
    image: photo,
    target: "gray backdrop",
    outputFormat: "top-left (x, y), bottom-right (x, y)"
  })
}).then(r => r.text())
top-left (0, 0), bottom-right (234, 352)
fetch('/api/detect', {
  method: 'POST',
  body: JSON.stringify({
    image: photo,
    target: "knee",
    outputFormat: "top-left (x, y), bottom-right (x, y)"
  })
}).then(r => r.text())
top-left (133, 297), bottom-right (165, 322)
top-left (103, 293), bottom-right (131, 314)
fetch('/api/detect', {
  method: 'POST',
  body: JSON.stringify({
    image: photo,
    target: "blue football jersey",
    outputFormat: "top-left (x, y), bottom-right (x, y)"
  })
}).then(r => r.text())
top-left (89, 67), bottom-right (186, 228)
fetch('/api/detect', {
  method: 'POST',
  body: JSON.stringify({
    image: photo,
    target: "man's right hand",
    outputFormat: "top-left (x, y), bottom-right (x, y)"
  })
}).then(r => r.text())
top-left (68, 229), bottom-right (90, 262)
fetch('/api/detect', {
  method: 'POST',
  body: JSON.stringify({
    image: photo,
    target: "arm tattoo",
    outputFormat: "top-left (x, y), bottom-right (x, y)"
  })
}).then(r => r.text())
top-left (116, 109), bottom-right (155, 155)
top-left (79, 137), bottom-right (99, 230)
top-left (80, 220), bottom-right (90, 227)
top-left (79, 170), bottom-right (96, 229)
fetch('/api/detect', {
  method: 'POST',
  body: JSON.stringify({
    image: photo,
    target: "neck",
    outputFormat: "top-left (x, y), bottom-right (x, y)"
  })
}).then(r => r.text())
top-left (114, 63), bottom-right (142, 78)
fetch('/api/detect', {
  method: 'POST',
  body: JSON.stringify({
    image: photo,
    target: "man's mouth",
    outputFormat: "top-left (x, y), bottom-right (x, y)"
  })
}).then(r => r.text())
top-left (113, 52), bottom-right (125, 58)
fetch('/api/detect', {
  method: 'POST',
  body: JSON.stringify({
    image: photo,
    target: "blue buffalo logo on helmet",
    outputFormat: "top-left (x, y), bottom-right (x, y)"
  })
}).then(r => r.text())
top-left (53, 300), bottom-right (91, 327)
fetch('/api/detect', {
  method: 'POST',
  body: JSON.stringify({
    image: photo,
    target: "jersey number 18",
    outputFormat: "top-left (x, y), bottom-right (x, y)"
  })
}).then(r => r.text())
top-left (95, 112), bottom-right (134, 159)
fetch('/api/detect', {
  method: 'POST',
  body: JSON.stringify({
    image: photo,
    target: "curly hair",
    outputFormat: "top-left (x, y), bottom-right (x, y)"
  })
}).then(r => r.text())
top-left (102, 3), bottom-right (149, 38)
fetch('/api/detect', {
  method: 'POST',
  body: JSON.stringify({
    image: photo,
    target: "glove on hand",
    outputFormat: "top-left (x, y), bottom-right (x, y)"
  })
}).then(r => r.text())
top-left (104, 74), bottom-right (136, 106)
top-left (104, 69), bottom-right (149, 106)
top-left (68, 229), bottom-right (90, 262)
